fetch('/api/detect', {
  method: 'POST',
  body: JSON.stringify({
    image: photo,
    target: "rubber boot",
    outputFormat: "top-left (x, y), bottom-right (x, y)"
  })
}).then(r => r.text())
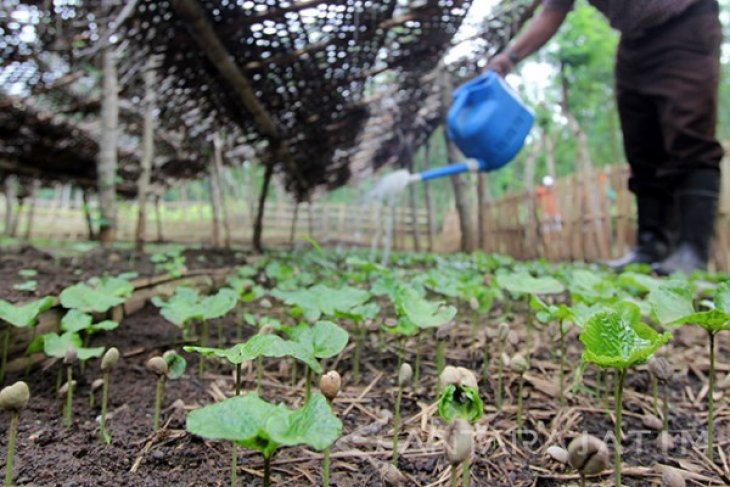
top-left (605, 194), bottom-right (671, 272)
top-left (654, 169), bottom-right (720, 276)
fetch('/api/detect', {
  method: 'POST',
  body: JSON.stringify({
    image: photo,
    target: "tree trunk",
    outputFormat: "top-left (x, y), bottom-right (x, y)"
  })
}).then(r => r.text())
top-left (97, 3), bottom-right (119, 245)
top-left (422, 141), bottom-right (436, 252)
top-left (208, 157), bottom-right (223, 248)
top-left (252, 163), bottom-right (273, 253)
top-left (524, 143), bottom-right (540, 259)
top-left (208, 133), bottom-right (229, 248)
top-left (154, 195), bottom-right (163, 242)
top-left (82, 190), bottom-right (95, 240)
top-left (135, 63), bottom-right (156, 251)
top-left (543, 131), bottom-right (557, 179)
top-left (439, 69), bottom-right (477, 252)
top-left (289, 202), bottom-right (299, 249)
top-left (24, 179), bottom-right (40, 240)
top-left (4, 176), bottom-right (17, 237)
top-left (476, 174), bottom-right (487, 249)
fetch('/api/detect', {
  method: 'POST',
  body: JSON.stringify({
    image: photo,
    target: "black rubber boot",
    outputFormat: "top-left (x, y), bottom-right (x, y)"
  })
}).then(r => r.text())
top-left (654, 169), bottom-right (720, 276)
top-left (605, 194), bottom-right (671, 272)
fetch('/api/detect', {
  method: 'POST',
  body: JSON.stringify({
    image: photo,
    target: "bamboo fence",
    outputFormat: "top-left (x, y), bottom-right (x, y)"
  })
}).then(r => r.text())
top-left (1, 198), bottom-right (435, 251)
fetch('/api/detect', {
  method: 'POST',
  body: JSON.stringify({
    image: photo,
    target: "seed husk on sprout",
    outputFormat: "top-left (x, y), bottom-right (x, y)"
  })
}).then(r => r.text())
top-left (649, 357), bottom-right (672, 431)
top-left (319, 370), bottom-right (341, 487)
top-left (0, 381), bottom-right (29, 487)
top-left (567, 434), bottom-right (609, 487)
top-left (147, 356), bottom-right (169, 432)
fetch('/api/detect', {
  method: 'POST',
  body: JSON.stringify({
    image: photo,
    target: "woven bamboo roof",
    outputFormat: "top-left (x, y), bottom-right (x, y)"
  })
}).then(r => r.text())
top-left (0, 0), bottom-right (538, 199)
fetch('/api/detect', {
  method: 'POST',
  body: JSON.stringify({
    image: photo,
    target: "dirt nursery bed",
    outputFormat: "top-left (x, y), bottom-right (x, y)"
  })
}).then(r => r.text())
top-left (1, 294), bottom-right (728, 487)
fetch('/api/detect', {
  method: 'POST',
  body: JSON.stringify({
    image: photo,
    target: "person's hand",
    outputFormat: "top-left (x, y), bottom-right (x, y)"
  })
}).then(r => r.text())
top-left (486, 52), bottom-right (515, 77)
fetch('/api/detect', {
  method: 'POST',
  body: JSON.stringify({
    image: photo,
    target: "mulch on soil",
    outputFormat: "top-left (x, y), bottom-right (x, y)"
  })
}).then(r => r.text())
top-left (0, 295), bottom-right (728, 486)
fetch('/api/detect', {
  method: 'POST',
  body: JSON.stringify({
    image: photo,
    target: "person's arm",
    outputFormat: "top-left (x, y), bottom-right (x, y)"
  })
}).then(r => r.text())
top-left (488, 7), bottom-right (569, 76)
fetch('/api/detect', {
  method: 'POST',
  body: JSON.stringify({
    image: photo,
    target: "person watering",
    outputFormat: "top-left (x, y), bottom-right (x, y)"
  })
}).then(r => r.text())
top-left (489, 0), bottom-right (723, 274)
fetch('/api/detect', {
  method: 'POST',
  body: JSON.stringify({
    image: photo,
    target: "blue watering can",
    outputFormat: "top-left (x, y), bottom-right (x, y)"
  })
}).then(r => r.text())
top-left (415, 71), bottom-right (535, 182)
top-left (369, 72), bottom-right (534, 200)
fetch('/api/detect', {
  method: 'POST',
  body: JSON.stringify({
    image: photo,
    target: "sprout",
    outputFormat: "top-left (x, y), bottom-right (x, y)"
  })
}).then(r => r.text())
top-left (147, 356), bottom-right (169, 432)
top-left (319, 370), bottom-right (341, 487)
top-left (444, 419), bottom-right (474, 487)
top-left (649, 357), bottom-right (672, 432)
top-left (567, 434), bottom-right (609, 487)
top-left (63, 346), bottom-right (76, 428)
top-left (510, 354), bottom-right (529, 443)
top-left (496, 323), bottom-right (509, 410)
top-left (0, 297), bottom-right (55, 382)
top-left (392, 362), bottom-right (412, 466)
top-left (0, 381), bottom-right (29, 487)
top-left (99, 347), bottom-right (120, 444)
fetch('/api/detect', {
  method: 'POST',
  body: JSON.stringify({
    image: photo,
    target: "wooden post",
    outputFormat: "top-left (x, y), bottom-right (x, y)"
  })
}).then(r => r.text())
top-left (97, 0), bottom-right (119, 245)
top-left (524, 143), bottom-right (540, 259)
top-left (212, 133), bottom-right (231, 248)
top-left (135, 62), bottom-right (156, 251)
top-left (252, 163), bottom-right (273, 253)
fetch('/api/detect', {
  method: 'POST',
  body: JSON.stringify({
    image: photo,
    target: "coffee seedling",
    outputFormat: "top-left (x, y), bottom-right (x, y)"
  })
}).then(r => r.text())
top-left (438, 366), bottom-right (483, 423)
top-left (187, 392), bottom-right (341, 487)
top-left (147, 356), bottom-right (168, 432)
top-left (99, 347), bottom-right (120, 443)
top-left (510, 354), bottom-right (529, 442)
top-left (649, 280), bottom-right (730, 461)
top-left (392, 362), bottom-right (412, 466)
top-left (0, 297), bottom-right (54, 382)
top-left (579, 306), bottom-right (671, 486)
top-left (567, 434), bottom-right (609, 487)
top-left (0, 381), bottom-right (29, 487)
top-left (319, 371), bottom-right (341, 487)
top-left (444, 419), bottom-right (473, 487)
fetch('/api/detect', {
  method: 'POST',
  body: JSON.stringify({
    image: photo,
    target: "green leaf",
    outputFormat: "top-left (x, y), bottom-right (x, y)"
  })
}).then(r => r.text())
top-left (163, 351), bottom-right (187, 380)
top-left (437, 385), bottom-right (484, 423)
top-left (394, 286), bottom-right (457, 329)
top-left (61, 309), bottom-right (93, 333)
top-left (185, 334), bottom-right (322, 372)
top-left (714, 281), bottom-right (730, 314)
top-left (186, 392), bottom-right (341, 458)
top-left (381, 317), bottom-right (420, 337)
top-left (649, 281), bottom-right (696, 327)
top-left (674, 310), bottom-right (730, 333)
top-left (579, 311), bottom-right (672, 370)
top-left (60, 283), bottom-right (125, 313)
top-left (0, 297), bottom-right (55, 328)
top-left (200, 288), bottom-right (238, 320)
top-left (42, 332), bottom-right (82, 358)
top-left (90, 320), bottom-right (119, 333)
top-left (618, 272), bottom-right (662, 294)
top-left (13, 280), bottom-right (37, 292)
top-left (266, 393), bottom-right (343, 450)
top-left (18, 269), bottom-right (37, 278)
top-left (91, 277), bottom-right (134, 299)
top-left (286, 321), bottom-right (349, 359)
top-left (272, 285), bottom-right (371, 322)
top-left (496, 272), bottom-right (565, 296)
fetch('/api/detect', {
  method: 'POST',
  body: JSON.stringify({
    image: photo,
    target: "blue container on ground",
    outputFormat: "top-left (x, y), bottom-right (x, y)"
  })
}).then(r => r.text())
top-left (447, 71), bottom-right (534, 171)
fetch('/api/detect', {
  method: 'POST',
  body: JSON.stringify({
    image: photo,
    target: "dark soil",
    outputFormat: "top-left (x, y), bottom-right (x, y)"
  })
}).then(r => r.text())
top-left (0, 244), bottom-right (247, 302)
top-left (0, 245), bottom-right (728, 486)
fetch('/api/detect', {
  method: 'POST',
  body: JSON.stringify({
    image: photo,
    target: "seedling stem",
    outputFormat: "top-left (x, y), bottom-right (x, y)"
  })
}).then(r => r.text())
top-left (153, 375), bottom-right (165, 431)
top-left (231, 443), bottom-right (237, 487)
top-left (100, 371), bottom-right (111, 443)
top-left (64, 365), bottom-right (73, 427)
top-left (4, 412), bottom-right (18, 487)
top-left (392, 385), bottom-right (403, 466)
top-left (707, 331), bottom-right (716, 461)
top-left (235, 363), bottom-right (242, 396)
top-left (559, 320), bottom-right (566, 408)
top-left (614, 368), bottom-right (626, 487)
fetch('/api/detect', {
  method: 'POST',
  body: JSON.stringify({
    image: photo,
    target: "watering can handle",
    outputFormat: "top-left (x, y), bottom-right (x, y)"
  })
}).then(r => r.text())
top-left (446, 71), bottom-right (496, 141)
